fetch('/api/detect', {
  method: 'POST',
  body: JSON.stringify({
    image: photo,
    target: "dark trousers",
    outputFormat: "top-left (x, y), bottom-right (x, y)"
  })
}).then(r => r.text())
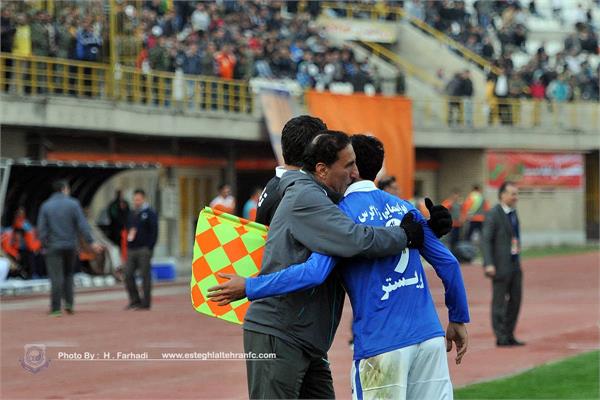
top-left (243, 330), bottom-right (335, 399)
top-left (449, 226), bottom-right (461, 250)
top-left (466, 221), bottom-right (483, 242)
top-left (125, 247), bottom-right (152, 308)
top-left (45, 249), bottom-right (77, 312)
top-left (491, 265), bottom-right (522, 341)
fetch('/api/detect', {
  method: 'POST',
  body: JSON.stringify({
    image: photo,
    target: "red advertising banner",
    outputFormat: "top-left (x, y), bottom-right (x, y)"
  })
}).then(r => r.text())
top-left (487, 152), bottom-right (584, 188)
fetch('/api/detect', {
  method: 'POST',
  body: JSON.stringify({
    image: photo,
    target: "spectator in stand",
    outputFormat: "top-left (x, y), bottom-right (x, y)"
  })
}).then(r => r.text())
top-left (494, 68), bottom-right (512, 125)
top-left (446, 72), bottom-right (463, 126)
top-left (149, 35), bottom-right (171, 105)
top-left (183, 42), bottom-right (202, 107)
top-left (31, 10), bottom-right (56, 94)
top-left (547, 74), bottom-right (571, 102)
top-left (200, 42), bottom-right (216, 76)
top-left (552, 0), bottom-right (564, 25)
top-left (12, 13), bottom-right (32, 94)
top-left (1, 6), bottom-right (16, 92)
top-left (529, 77), bottom-right (546, 126)
top-left (461, 70), bottom-right (474, 127)
top-left (215, 43), bottom-right (236, 80)
top-left (12, 13), bottom-right (32, 57)
top-left (75, 16), bottom-right (102, 97)
top-left (191, 3), bottom-right (210, 35)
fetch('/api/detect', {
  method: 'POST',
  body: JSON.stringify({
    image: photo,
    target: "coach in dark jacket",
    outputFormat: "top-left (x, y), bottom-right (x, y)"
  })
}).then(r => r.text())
top-left (38, 180), bottom-right (102, 315)
top-left (124, 189), bottom-right (158, 310)
top-left (482, 181), bottom-right (525, 346)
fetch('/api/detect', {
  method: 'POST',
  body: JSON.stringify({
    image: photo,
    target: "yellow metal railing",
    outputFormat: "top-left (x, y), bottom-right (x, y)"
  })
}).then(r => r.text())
top-left (412, 96), bottom-right (599, 131)
top-left (0, 53), bottom-right (253, 114)
top-left (360, 41), bottom-right (443, 91)
top-left (320, 2), bottom-right (502, 76)
top-left (0, 53), bottom-right (112, 98)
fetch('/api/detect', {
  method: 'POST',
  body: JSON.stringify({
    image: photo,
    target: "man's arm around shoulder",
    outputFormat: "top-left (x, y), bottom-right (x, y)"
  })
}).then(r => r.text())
top-left (289, 186), bottom-right (407, 258)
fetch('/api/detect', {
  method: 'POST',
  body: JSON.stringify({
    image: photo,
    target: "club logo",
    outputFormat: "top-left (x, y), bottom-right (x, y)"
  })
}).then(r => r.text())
top-left (20, 344), bottom-right (51, 374)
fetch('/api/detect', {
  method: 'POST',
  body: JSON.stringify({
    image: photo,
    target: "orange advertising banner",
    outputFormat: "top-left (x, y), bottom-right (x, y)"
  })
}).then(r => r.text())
top-left (306, 91), bottom-right (414, 198)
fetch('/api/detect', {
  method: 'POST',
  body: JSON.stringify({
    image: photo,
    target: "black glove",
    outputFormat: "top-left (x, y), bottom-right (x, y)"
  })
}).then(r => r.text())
top-left (400, 212), bottom-right (424, 248)
top-left (425, 197), bottom-right (452, 238)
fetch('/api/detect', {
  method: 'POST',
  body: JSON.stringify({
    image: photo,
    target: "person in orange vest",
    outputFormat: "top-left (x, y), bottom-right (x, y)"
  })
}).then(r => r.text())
top-left (12, 206), bottom-right (42, 253)
top-left (1, 206), bottom-right (43, 278)
top-left (461, 184), bottom-right (490, 243)
top-left (442, 188), bottom-right (463, 251)
top-left (210, 183), bottom-right (236, 214)
top-left (214, 43), bottom-right (237, 80)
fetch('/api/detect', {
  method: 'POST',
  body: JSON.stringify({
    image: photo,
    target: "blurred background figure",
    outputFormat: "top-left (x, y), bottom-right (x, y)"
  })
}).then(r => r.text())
top-left (377, 175), bottom-right (399, 197)
top-left (124, 189), bottom-right (158, 311)
top-left (462, 184), bottom-right (490, 245)
top-left (210, 184), bottom-right (236, 214)
top-left (442, 188), bottom-right (463, 252)
top-left (243, 187), bottom-right (263, 222)
top-left (37, 180), bottom-right (103, 316)
top-left (107, 189), bottom-right (130, 265)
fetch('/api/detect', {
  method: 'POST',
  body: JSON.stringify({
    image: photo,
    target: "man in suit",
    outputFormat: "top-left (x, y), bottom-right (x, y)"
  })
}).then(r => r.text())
top-left (482, 181), bottom-right (525, 346)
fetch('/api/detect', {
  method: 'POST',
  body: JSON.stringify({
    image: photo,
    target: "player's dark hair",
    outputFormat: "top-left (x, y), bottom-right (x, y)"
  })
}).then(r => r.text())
top-left (281, 115), bottom-right (327, 167)
top-left (302, 131), bottom-right (351, 173)
top-left (350, 135), bottom-right (384, 181)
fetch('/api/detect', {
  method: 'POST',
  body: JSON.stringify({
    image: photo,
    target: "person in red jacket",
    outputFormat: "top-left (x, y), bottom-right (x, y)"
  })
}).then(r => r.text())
top-left (530, 78), bottom-right (546, 126)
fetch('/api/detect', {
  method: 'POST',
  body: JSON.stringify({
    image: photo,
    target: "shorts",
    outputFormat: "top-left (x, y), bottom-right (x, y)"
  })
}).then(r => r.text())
top-left (351, 336), bottom-right (452, 400)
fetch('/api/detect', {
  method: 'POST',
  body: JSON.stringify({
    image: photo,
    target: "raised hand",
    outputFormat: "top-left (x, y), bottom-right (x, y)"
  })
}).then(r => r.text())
top-left (425, 197), bottom-right (452, 238)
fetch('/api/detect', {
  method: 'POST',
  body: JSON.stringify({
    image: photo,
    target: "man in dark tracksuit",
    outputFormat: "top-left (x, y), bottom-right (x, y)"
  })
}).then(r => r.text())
top-left (243, 132), bottom-right (426, 399)
top-left (482, 181), bottom-right (525, 347)
top-left (38, 180), bottom-right (102, 315)
top-left (124, 189), bottom-right (158, 310)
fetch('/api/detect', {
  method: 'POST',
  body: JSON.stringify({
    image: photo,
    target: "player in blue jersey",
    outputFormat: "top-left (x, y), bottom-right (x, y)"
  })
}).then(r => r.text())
top-left (209, 134), bottom-right (469, 399)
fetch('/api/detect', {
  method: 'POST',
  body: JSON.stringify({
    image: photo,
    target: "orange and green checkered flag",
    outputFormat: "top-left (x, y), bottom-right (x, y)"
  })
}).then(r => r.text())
top-left (191, 207), bottom-right (268, 324)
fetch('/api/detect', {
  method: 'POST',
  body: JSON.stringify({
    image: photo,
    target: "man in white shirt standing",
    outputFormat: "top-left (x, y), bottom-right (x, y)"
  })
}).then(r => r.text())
top-left (210, 184), bottom-right (236, 214)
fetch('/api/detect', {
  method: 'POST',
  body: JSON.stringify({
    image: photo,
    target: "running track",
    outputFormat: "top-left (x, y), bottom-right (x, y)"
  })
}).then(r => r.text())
top-left (1, 252), bottom-right (598, 399)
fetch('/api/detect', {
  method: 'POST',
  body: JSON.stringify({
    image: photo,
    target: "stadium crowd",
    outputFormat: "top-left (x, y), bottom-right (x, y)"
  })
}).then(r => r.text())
top-left (1, 0), bottom-right (598, 101)
top-left (420, 0), bottom-right (600, 102)
top-left (0, 0), bottom-right (383, 93)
